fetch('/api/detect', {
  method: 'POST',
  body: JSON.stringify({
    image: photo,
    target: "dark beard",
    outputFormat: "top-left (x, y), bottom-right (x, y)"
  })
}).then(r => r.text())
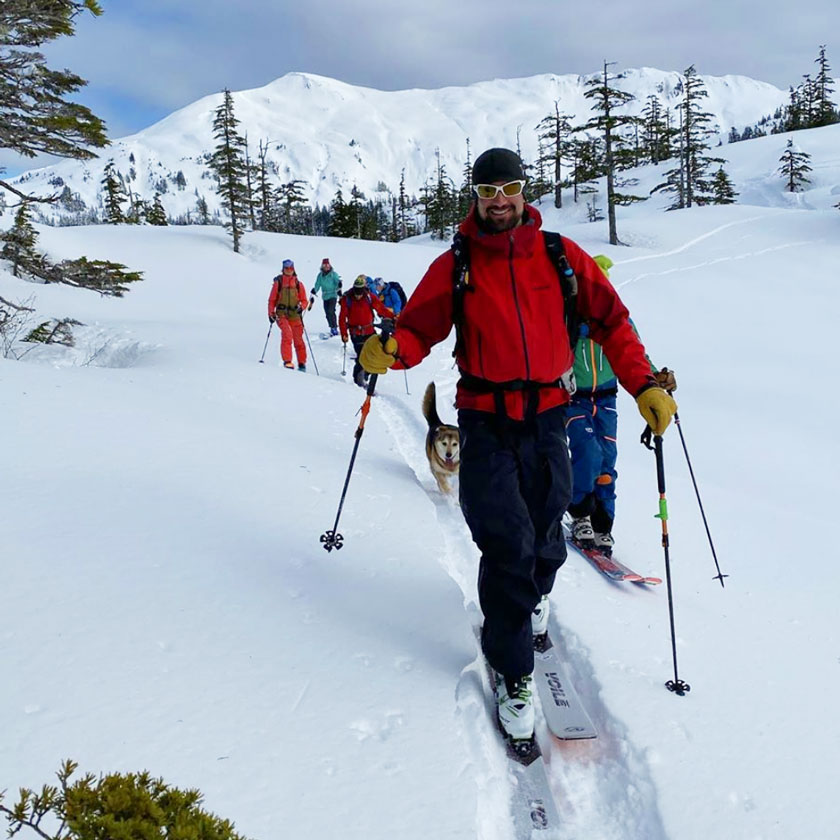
top-left (476, 206), bottom-right (525, 234)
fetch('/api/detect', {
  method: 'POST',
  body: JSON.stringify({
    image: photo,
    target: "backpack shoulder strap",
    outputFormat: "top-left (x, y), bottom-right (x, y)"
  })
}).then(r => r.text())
top-left (542, 231), bottom-right (579, 350)
top-left (450, 232), bottom-right (474, 358)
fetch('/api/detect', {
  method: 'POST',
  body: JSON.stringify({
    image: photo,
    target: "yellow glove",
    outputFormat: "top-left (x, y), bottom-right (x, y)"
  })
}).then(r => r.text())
top-left (359, 335), bottom-right (398, 374)
top-left (636, 387), bottom-right (678, 436)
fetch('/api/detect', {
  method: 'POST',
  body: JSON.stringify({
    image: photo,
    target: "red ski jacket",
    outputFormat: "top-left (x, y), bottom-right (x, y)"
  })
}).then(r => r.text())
top-left (392, 205), bottom-right (655, 419)
top-left (339, 291), bottom-right (393, 340)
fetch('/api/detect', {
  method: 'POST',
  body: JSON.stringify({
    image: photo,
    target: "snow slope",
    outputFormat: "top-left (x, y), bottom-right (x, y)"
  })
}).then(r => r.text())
top-left (3, 128), bottom-right (840, 839)
top-left (6, 68), bottom-right (787, 223)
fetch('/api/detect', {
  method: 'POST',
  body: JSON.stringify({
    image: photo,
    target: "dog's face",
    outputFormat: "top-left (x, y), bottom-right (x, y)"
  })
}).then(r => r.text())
top-left (432, 426), bottom-right (460, 468)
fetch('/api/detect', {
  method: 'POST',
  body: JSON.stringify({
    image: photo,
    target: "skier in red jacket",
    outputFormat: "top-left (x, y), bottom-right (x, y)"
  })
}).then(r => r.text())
top-left (359, 148), bottom-right (677, 745)
top-left (339, 274), bottom-right (393, 387)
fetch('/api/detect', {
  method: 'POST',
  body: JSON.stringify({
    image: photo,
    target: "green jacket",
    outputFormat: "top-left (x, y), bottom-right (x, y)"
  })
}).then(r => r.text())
top-left (312, 269), bottom-right (342, 301)
top-left (573, 256), bottom-right (653, 394)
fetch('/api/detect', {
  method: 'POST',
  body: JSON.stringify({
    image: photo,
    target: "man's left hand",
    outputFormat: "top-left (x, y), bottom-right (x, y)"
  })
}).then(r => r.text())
top-left (360, 335), bottom-right (398, 374)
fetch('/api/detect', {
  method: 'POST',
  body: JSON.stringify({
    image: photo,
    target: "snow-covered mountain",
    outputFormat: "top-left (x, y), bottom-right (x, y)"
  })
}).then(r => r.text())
top-left (8, 68), bottom-right (788, 224)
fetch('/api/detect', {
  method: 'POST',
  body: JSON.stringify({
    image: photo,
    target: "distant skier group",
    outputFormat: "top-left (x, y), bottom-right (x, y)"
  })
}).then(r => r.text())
top-left (267, 257), bottom-right (405, 381)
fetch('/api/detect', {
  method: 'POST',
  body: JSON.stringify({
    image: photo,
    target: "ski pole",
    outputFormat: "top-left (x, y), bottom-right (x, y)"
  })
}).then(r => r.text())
top-left (644, 432), bottom-right (690, 696)
top-left (301, 319), bottom-right (319, 376)
top-left (674, 411), bottom-right (727, 587)
top-left (341, 341), bottom-right (347, 376)
top-left (403, 369), bottom-right (410, 395)
top-left (320, 330), bottom-right (391, 552)
top-left (258, 322), bottom-right (273, 363)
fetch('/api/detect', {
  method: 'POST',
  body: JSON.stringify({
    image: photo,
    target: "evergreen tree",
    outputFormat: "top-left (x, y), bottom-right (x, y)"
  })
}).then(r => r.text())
top-left (652, 66), bottom-right (724, 209)
top-left (813, 45), bottom-right (838, 127)
top-left (196, 196), bottom-right (210, 225)
top-left (328, 188), bottom-right (354, 238)
top-left (207, 89), bottom-right (251, 253)
top-left (1, 202), bottom-right (39, 276)
top-left (274, 180), bottom-right (308, 233)
top-left (536, 103), bottom-right (573, 208)
top-left (710, 167), bottom-right (738, 204)
top-left (0, 1), bottom-right (108, 204)
top-left (580, 61), bottom-right (642, 244)
top-left (778, 139), bottom-right (812, 192)
top-left (101, 161), bottom-right (126, 224)
top-left (641, 95), bottom-right (674, 163)
top-left (145, 193), bottom-right (168, 225)
top-left (421, 150), bottom-right (457, 239)
top-left (457, 138), bottom-right (474, 219)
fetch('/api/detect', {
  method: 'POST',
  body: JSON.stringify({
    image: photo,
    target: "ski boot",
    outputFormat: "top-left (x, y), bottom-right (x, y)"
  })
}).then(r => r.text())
top-left (593, 531), bottom-right (614, 556)
top-left (495, 671), bottom-right (535, 755)
top-left (532, 595), bottom-right (550, 651)
top-left (571, 515), bottom-right (595, 549)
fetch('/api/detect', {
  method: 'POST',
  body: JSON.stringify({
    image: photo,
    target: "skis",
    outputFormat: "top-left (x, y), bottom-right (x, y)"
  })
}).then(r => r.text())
top-left (474, 632), bottom-right (563, 837)
top-left (533, 634), bottom-right (597, 739)
top-left (565, 530), bottom-right (662, 585)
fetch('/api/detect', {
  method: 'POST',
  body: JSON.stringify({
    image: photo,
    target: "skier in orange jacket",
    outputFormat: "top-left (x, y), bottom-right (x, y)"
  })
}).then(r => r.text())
top-left (268, 259), bottom-right (308, 371)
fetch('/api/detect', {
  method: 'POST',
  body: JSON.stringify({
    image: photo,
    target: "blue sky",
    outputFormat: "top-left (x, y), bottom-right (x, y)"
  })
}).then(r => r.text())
top-left (2, 0), bottom-right (838, 175)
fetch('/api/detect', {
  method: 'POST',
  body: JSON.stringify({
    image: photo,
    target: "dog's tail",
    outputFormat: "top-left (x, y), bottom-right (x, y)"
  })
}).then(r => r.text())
top-left (422, 382), bottom-right (443, 429)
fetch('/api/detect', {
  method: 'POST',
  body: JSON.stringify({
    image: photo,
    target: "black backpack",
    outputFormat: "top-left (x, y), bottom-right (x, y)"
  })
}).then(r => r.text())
top-left (385, 281), bottom-right (408, 310)
top-left (449, 230), bottom-right (579, 360)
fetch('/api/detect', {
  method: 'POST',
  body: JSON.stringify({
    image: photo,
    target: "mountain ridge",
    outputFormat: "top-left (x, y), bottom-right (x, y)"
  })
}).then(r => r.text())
top-left (8, 67), bottom-right (789, 224)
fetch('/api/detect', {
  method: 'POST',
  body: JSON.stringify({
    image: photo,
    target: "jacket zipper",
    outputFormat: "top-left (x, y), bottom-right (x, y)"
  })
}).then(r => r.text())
top-left (508, 235), bottom-right (531, 380)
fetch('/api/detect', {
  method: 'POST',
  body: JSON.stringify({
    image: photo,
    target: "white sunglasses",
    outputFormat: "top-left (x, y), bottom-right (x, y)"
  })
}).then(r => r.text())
top-left (474, 180), bottom-right (526, 199)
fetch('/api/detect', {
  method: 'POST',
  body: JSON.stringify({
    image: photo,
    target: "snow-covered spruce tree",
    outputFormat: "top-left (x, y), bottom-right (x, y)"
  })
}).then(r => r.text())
top-left (328, 188), bottom-right (352, 237)
top-left (652, 65), bottom-right (724, 209)
top-left (274, 180), bottom-right (310, 235)
top-left (579, 61), bottom-right (643, 245)
top-left (710, 167), bottom-right (738, 204)
top-left (1, 202), bottom-right (39, 276)
top-left (208, 88), bottom-right (251, 253)
top-left (0, 0), bottom-right (108, 206)
top-left (778, 139), bottom-right (812, 192)
top-left (536, 103), bottom-right (573, 208)
top-left (145, 193), bottom-right (168, 226)
top-left (101, 161), bottom-right (126, 223)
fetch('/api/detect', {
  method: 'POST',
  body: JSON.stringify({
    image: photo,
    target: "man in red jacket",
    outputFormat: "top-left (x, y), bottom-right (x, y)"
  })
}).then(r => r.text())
top-left (339, 274), bottom-right (394, 387)
top-left (360, 148), bottom-right (676, 743)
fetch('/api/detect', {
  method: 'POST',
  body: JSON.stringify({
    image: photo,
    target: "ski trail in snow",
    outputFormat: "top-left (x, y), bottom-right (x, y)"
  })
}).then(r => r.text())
top-left (373, 378), bottom-right (668, 840)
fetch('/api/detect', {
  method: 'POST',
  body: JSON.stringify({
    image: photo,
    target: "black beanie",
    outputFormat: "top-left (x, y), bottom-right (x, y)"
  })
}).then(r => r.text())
top-left (472, 148), bottom-right (525, 184)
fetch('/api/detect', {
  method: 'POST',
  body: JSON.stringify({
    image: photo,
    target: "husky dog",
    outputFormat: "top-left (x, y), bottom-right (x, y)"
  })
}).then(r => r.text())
top-left (422, 382), bottom-right (460, 494)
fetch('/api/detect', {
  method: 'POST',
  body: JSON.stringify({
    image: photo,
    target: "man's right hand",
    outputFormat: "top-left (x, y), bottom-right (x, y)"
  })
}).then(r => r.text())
top-left (341, 335), bottom-right (348, 343)
top-left (654, 367), bottom-right (677, 393)
top-left (268, 314), bottom-right (275, 324)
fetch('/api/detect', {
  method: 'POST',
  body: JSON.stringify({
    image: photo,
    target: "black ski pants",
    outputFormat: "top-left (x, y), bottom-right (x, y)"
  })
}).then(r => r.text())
top-left (458, 406), bottom-right (572, 679)
top-left (323, 297), bottom-right (338, 330)
top-left (350, 333), bottom-right (370, 386)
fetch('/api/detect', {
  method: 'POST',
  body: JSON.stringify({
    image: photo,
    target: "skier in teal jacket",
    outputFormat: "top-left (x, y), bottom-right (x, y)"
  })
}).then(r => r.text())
top-left (309, 258), bottom-right (342, 336)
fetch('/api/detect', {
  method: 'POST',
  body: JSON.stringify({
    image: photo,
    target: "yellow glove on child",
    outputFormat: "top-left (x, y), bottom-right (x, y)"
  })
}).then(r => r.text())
top-left (636, 387), bottom-right (678, 436)
top-left (359, 335), bottom-right (398, 374)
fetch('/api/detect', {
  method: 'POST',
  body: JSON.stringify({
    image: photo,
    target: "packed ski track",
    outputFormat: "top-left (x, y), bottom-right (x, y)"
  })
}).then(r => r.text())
top-left (358, 340), bottom-right (668, 840)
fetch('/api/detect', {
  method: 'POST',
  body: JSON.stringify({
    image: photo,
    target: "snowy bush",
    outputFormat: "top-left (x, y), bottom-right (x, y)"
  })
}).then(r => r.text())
top-left (0, 760), bottom-right (251, 840)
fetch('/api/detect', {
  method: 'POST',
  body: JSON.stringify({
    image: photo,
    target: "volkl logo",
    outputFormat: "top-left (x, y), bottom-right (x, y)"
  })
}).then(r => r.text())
top-left (545, 672), bottom-right (570, 708)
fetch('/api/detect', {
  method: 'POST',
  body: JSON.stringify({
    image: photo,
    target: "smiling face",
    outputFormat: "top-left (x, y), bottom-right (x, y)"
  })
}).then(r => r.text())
top-left (475, 181), bottom-right (525, 233)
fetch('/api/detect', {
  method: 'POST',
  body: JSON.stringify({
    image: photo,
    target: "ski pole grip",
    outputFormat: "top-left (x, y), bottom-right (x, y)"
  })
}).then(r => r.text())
top-left (654, 435), bottom-right (666, 493)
